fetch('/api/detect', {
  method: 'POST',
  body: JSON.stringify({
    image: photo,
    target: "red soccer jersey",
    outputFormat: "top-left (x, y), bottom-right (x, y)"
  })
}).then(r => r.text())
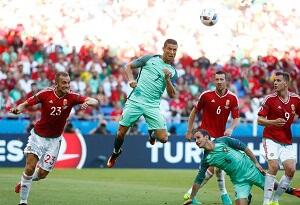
top-left (26, 87), bottom-right (86, 137)
top-left (195, 90), bottom-right (239, 138)
top-left (258, 92), bottom-right (300, 144)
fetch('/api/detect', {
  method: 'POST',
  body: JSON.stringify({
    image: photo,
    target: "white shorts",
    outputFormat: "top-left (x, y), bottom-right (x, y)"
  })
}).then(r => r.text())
top-left (262, 138), bottom-right (296, 163)
top-left (24, 129), bottom-right (62, 171)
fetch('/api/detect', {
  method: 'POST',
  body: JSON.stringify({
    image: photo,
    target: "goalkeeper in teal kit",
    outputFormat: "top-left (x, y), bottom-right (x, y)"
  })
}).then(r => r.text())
top-left (183, 129), bottom-right (300, 205)
top-left (107, 39), bottom-right (178, 168)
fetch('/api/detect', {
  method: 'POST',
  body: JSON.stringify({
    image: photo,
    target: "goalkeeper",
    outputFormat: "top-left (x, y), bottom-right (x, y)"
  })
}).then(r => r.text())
top-left (183, 129), bottom-right (300, 205)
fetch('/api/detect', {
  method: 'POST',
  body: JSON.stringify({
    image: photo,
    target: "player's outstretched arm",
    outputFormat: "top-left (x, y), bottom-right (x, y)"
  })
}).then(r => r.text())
top-left (244, 147), bottom-right (265, 174)
top-left (124, 55), bottom-right (151, 88)
top-left (80, 97), bottom-right (99, 109)
top-left (10, 101), bottom-right (28, 115)
top-left (186, 108), bottom-right (197, 140)
top-left (124, 63), bottom-right (137, 88)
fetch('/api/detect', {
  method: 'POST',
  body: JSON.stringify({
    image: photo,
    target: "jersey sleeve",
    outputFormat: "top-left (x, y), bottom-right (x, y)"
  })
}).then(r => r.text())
top-left (77, 95), bottom-right (87, 104)
top-left (194, 92), bottom-right (206, 111)
top-left (26, 90), bottom-right (43, 106)
top-left (217, 137), bottom-right (247, 151)
top-left (194, 151), bottom-right (210, 185)
top-left (131, 55), bottom-right (153, 68)
top-left (258, 97), bottom-right (270, 117)
top-left (231, 96), bottom-right (239, 119)
top-left (70, 92), bottom-right (87, 105)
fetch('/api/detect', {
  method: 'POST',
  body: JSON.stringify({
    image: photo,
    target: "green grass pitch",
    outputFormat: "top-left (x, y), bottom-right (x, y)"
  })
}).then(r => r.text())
top-left (1, 168), bottom-right (299, 205)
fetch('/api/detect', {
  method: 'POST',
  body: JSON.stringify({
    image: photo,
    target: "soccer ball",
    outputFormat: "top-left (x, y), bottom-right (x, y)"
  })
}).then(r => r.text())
top-left (200, 8), bottom-right (218, 26)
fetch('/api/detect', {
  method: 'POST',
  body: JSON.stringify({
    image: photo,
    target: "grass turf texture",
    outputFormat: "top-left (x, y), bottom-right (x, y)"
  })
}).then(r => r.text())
top-left (1, 168), bottom-right (299, 205)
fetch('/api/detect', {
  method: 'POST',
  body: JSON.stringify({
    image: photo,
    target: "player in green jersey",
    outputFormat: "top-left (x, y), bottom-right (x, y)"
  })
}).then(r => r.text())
top-left (107, 39), bottom-right (178, 168)
top-left (183, 129), bottom-right (300, 205)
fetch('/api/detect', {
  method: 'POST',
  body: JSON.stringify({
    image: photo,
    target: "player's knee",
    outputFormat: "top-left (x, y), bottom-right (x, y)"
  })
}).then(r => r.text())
top-left (24, 167), bottom-right (35, 176)
top-left (285, 167), bottom-right (296, 178)
top-left (268, 168), bottom-right (278, 175)
top-left (154, 130), bottom-right (168, 143)
top-left (158, 136), bottom-right (168, 143)
top-left (205, 171), bottom-right (213, 180)
top-left (208, 166), bottom-right (215, 175)
top-left (268, 161), bottom-right (279, 174)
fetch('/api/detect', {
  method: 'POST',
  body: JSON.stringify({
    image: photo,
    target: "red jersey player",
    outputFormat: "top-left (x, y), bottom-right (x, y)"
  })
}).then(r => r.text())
top-left (10, 71), bottom-right (98, 205)
top-left (184, 71), bottom-right (240, 205)
top-left (258, 71), bottom-right (300, 205)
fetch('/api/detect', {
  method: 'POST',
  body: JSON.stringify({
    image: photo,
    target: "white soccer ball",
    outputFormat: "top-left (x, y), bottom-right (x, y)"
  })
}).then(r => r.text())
top-left (200, 8), bottom-right (218, 26)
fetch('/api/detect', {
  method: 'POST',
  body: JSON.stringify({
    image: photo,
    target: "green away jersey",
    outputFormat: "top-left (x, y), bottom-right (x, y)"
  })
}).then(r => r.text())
top-left (195, 137), bottom-right (259, 184)
top-left (127, 54), bottom-right (178, 107)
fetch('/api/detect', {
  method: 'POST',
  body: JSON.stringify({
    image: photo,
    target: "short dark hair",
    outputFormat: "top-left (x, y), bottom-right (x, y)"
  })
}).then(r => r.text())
top-left (55, 71), bottom-right (69, 82)
top-left (215, 70), bottom-right (227, 80)
top-left (275, 71), bottom-right (290, 82)
top-left (163, 39), bottom-right (177, 47)
top-left (215, 70), bottom-right (226, 76)
top-left (192, 128), bottom-right (210, 137)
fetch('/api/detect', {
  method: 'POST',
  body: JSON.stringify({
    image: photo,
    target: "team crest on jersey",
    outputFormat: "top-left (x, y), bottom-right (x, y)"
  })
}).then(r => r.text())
top-left (62, 99), bottom-right (68, 110)
top-left (49, 100), bottom-right (53, 104)
top-left (224, 100), bottom-right (230, 109)
top-left (55, 130), bottom-right (87, 169)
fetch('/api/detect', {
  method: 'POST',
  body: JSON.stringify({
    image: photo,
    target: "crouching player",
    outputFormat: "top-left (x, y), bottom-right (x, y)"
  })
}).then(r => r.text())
top-left (183, 129), bottom-right (300, 205)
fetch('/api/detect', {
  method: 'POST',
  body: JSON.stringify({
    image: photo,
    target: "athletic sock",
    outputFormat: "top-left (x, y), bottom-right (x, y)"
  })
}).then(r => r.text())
top-left (216, 169), bottom-right (227, 195)
top-left (263, 173), bottom-right (276, 204)
top-left (20, 172), bottom-right (33, 204)
top-left (148, 130), bottom-right (155, 140)
top-left (113, 137), bottom-right (124, 154)
top-left (272, 175), bottom-right (292, 202)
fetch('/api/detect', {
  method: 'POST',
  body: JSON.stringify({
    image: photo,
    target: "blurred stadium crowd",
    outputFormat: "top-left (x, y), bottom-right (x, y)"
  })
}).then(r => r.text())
top-left (0, 0), bottom-right (300, 129)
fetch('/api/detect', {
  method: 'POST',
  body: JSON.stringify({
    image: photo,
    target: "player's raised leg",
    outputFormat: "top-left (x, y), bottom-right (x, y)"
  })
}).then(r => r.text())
top-left (107, 101), bottom-right (142, 168)
top-left (107, 125), bottom-right (129, 168)
top-left (149, 129), bottom-right (168, 144)
top-left (148, 130), bottom-right (156, 145)
top-left (145, 106), bottom-right (168, 145)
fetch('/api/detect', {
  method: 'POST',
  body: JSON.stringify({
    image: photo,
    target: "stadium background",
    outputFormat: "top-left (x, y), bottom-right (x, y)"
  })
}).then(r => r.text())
top-left (1, 0), bottom-right (300, 204)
